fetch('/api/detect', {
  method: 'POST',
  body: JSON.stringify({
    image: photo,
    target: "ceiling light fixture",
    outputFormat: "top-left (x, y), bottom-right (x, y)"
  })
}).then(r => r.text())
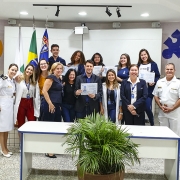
top-left (141, 13), bottom-right (149, 17)
top-left (78, 12), bottom-right (87, 16)
top-left (116, 7), bottom-right (121, 17)
top-left (105, 6), bottom-right (112, 17)
top-left (33, 4), bottom-right (132, 17)
top-left (20, 11), bottom-right (28, 15)
top-left (55, 6), bottom-right (60, 17)
top-left (33, 4), bottom-right (132, 8)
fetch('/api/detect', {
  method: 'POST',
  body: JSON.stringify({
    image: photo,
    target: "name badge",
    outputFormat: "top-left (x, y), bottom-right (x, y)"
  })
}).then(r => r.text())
top-left (26, 93), bottom-right (30, 99)
top-left (131, 94), bottom-right (134, 99)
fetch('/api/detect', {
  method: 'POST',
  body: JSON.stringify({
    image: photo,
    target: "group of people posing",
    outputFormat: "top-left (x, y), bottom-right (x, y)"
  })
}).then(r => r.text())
top-left (1, 44), bottom-right (180, 158)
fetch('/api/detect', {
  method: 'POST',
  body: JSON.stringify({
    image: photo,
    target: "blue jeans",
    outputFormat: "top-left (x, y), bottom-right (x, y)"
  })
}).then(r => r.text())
top-left (107, 103), bottom-right (116, 123)
top-left (145, 97), bottom-right (154, 126)
top-left (61, 103), bottom-right (76, 122)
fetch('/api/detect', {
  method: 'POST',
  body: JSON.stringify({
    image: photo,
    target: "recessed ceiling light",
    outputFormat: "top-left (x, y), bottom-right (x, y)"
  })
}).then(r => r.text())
top-left (141, 13), bottom-right (149, 17)
top-left (20, 11), bottom-right (28, 15)
top-left (78, 12), bottom-right (87, 16)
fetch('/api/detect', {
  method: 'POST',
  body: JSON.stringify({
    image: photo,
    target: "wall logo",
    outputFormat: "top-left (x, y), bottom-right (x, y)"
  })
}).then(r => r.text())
top-left (162, 29), bottom-right (180, 59)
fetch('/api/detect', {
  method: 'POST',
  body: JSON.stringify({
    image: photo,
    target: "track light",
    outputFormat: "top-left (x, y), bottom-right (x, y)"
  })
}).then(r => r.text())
top-left (116, 7), bottom-right (121, 17)
top-left (105, 6), bottom-right (112, 17)
top-left (55, 6), bottom-right (60, 17)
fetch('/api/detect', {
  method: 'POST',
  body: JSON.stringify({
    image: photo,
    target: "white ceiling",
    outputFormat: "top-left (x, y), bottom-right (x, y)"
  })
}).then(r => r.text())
top-left (1, 0), bottom-right (180, 22)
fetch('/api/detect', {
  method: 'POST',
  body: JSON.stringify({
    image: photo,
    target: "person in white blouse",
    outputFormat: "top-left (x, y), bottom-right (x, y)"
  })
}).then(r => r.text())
top-left (153, 63), bottom-right (180, 135)
top-left (0, 64), bottom-right (18, 157)
top-left (100, 69), bottom-right (123, 124)
top-left (14, 64), bottom-right (40, 134)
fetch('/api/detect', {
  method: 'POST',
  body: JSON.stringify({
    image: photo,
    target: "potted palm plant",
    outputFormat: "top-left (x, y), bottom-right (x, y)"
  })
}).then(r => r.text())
top-left (63, 113), bottom-right (140, 180)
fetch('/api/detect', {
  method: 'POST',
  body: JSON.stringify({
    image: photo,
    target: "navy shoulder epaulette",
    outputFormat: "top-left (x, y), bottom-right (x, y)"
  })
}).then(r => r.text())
top-left (0, 74), bottom-right (8, 80)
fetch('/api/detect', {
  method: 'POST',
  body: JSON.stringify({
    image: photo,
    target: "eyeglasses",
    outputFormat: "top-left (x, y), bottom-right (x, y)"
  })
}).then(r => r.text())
top-left (40, 63), bottom-right (47, 66)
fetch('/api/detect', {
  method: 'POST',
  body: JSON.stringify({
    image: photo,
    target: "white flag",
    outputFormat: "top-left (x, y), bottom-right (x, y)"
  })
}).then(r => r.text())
top-left (15, 26), bottom-right (24, 73)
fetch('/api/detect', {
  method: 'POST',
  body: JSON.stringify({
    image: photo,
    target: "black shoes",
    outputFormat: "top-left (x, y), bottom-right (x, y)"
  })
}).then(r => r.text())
top-left (45, 153), bottom-right (57, 158)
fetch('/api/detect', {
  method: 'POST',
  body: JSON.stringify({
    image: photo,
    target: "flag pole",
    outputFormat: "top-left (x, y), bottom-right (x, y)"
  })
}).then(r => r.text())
top-left (45, 16), bottom-right (48, 29)
top-left (33, 16), bottom-right (35, 30)
top-left (18, 15), bottom-right (22, 52)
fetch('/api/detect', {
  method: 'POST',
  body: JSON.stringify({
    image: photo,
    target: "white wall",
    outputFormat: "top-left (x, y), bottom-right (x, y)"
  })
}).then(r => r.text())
top-left (4, 27), bottom-right (162, 73)
top-left (83, 29), bottom-right (162, 70)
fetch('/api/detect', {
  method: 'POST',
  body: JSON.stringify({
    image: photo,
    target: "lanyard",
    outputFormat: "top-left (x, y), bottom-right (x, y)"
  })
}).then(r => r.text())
top-left (25, 81), bottom-right (30, 92)
top-left (131, 84), bottom-right (137, 92)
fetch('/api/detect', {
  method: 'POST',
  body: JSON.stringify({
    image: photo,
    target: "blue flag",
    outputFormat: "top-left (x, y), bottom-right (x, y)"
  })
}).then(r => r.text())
top-left (39, 29), bottom-right (49, 62)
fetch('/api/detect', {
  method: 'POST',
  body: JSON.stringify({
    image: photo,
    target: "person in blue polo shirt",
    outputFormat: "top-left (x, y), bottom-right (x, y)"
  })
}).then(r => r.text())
top-left (48, 44), bottom-right (66, 69)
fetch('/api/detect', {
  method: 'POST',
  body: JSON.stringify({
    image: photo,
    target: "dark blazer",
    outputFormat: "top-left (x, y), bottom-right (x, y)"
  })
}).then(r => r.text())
top-left (74, 73), bottom-right (102, 113)
top-left (120, 78), bottom-right (148, 113)
top-left (48, 56), bottom-right (66, 69)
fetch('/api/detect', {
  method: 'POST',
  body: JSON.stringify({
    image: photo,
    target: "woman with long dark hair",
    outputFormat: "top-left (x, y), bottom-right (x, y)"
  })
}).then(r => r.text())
top-left (36, 59), bottom-right (49, 121)
top-left (137, 49), bottom-right (160, 126)
top-left (91, 52), bottom-right (105, 66)
top-left (91, 52), bottom-right (106, 82)
top-left (62, 69), bottom-right (77, 122)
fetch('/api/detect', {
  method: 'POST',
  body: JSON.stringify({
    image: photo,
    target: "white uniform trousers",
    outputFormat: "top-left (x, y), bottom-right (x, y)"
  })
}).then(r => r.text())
top-left (158, 108), bottom-right (180, 136)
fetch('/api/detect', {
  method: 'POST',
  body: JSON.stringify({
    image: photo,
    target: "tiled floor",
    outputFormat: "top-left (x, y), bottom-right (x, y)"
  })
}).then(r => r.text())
top-left (0, 149), bottom-right (166, 180)
top-left (0, 116), bottom-right (174, 180)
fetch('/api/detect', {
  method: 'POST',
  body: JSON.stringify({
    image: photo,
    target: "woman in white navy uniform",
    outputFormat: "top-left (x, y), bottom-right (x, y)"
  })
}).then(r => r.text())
top-left (0, 64), bottom-right (18, 157)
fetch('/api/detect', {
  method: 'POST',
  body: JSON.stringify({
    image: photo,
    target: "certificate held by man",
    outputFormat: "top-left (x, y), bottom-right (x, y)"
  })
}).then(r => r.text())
top-left (81, 83), bottom-right (97, 95)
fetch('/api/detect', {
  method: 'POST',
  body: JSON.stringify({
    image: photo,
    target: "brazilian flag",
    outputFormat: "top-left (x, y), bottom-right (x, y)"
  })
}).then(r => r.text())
top-left (27, 30), bottom-right (38, 67)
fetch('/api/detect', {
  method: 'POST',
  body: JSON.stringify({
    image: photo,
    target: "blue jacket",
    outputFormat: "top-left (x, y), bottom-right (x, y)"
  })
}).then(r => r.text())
top-left (68, 63), bottom-right (85, 75)
top-left (48, 56), bottom-right (66, 69)
top-left (120, 79), bottom-right (148, 113)
top-left (138, 61), bottom-right (160, 98)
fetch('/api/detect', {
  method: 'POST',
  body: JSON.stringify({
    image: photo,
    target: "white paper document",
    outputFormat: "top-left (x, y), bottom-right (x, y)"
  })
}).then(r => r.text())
top-left (139, 71), bottom-right (155, 83)
top-left (93, 66), bottom-right (103, 76)
top-left (102, 66), bottom-right (117, 77)
top-left (81, 83), bottom-right (97, 95)
top-left (62, 66), bottom-right (70, 76)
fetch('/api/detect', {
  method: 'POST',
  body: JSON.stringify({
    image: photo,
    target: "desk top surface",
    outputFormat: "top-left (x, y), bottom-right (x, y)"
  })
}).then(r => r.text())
top-left (18, 121), bottom-right (180, 140)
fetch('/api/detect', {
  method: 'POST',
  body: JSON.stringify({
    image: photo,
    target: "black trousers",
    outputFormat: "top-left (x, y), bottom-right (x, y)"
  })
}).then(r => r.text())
top-left (123, 110), bottom-right (145, 125)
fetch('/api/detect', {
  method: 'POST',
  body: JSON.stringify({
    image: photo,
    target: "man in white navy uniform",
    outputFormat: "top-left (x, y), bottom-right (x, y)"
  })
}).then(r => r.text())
top-left (153, 63), bottom-right (180, 135)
